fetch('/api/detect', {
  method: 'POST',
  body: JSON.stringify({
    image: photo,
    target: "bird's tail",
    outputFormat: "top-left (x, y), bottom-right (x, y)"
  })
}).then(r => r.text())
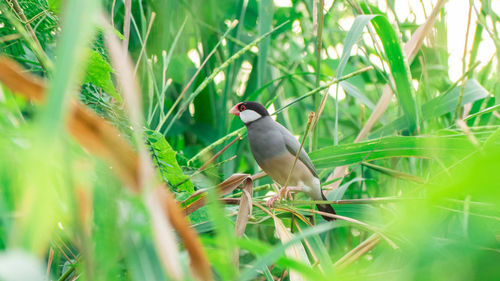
top-left (316, 192), bottom-right (336, 221)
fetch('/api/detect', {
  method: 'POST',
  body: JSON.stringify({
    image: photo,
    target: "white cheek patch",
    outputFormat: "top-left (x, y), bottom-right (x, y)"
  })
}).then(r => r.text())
top-left (240, 109), bottom-right (262, 123)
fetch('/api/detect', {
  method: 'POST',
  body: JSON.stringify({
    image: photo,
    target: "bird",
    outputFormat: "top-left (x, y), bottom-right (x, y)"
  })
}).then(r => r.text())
top-left (229, 101), bottom-right (336, 221)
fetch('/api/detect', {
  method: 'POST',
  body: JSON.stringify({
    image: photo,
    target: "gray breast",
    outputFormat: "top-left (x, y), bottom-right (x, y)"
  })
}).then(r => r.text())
top-left (246, 116), bottom-right (286, 164)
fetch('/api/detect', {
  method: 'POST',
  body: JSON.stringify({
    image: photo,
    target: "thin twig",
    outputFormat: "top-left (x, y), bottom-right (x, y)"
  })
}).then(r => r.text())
top-left (282, 112), bottom-right (315, 194)
top-left (46, 247), bottom-right (54, 280)
top-left (334, 234), bottom-right (380, 270)
top-left (133, 12), bottom-right (156, 77)
top-left (303, 209), bottom-right (398, 249)
top-left (5, 0), bottom-right (46, 72)
top-left (286, 197), bottom-right (423, 205)
top-left (454, 1), bottom-right (473, 121)
top-left (198, 134), bottom-right (242, 172)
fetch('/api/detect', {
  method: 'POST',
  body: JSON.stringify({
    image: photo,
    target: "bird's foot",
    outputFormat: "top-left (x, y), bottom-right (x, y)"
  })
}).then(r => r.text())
top-left (266, 187), bottom-right (299, 209)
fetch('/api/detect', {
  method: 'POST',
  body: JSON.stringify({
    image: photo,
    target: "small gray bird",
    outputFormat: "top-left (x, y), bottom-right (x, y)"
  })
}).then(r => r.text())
top-left (229, 101), bottom-right (336, 221)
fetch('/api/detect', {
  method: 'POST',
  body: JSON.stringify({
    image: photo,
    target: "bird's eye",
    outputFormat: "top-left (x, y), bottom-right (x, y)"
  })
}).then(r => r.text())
top-left (240, 105), bottom-right (246, 111)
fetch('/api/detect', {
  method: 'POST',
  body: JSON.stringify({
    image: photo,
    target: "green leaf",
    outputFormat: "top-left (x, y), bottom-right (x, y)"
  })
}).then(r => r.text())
top-left (423, 80), bottom-right (490, 118)
top-left (360, 4), bottom-right (419, 133)
top-left (336, 15), bottom-right (376, 76)
top-left (145, 130), bottom-right (194, 193)
top-left (327, 178), bottom-right (365, 201)
top-left (84, 50), bottom-right (121, 101)
top-left (48, 0), bottom-right (62, 13)
top-left (340, 81), bottom-right (375, 109)
top-left (310, 135), bottom-right (475, 169)
top-left (373, 79), bottom-right (490, 137)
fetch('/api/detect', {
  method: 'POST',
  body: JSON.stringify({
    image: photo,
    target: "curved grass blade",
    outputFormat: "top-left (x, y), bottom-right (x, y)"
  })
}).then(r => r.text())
top-left (310, 135), bottom-right (475, 169)
top-left (359, 4), bottom-right (418, 133)
top-left (336, 15), bottom-right (376, 77)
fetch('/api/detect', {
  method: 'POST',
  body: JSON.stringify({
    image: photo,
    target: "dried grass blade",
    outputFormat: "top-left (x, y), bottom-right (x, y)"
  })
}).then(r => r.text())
top-left (122, 0), bottom-right (132, 50)
top-left (273, 215), bottom-right (310, 281)
top-left (0, 57), bottom-right (45, 101)
top-left (333, 233), bottom-right (380, 270)
top-left (233, 177), bottom-right (254, 268)
top-left (147, 187), bottom-right (184, 279)
top-left (104, 20), bottom-right (188, 279)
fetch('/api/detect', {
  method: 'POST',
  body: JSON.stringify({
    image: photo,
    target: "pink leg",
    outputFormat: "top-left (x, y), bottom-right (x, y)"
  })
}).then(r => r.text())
top-left (266, 186), bottom-right (303, 209)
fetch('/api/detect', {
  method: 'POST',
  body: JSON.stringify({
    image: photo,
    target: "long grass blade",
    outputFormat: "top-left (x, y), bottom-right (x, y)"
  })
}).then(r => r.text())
top-left (324, 0), bottom-right (446, 192)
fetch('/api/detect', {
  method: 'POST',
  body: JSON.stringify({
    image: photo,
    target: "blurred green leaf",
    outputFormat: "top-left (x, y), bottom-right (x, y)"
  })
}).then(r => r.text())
top-left (48, 0), bottom-right (62, 13)
top-left (41, 0), bottom-right (100, 133)
top-left (257, 0), bottom-right (273, 88)
top-left (83, 50), bottom-right (121, 101)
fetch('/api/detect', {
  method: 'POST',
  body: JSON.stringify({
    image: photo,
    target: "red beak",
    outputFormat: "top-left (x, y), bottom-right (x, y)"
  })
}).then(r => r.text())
top-left (229, 103), bottom-right (241, 116)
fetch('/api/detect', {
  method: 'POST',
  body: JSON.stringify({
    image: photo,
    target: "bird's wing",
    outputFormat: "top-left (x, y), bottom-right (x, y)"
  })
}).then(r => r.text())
top-left (277, 123), bottom-right (319, 178)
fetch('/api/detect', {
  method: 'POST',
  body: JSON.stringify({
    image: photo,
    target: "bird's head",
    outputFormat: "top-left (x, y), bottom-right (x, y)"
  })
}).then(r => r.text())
top-left (229, 101), bottom-right (269, 124)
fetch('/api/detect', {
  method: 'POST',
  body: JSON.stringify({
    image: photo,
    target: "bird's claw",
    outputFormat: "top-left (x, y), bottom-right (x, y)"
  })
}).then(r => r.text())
top-left (266, 187), bottom-right (293, 209)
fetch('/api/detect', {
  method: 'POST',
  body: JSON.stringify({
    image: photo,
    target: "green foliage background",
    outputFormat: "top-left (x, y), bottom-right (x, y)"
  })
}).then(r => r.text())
top-left (0, 0), bottom-right (499, 280)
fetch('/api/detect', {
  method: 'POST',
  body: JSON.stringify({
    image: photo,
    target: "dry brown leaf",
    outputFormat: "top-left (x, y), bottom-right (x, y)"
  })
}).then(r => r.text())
top-left (183, 173), bottom-right (253, 215)
top-left (74, 185), bottom-right (92, 236)
top-left (0, 57), bottom-right (44, 101)
top-left (233, 176), bottom-right (253, 268)
top-left (325, 0), bottom-right (447, 192)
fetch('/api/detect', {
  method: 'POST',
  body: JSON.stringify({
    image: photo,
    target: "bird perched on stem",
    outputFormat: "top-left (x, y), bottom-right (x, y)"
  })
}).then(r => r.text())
top-left (229, 101), bottom-right (336, 221)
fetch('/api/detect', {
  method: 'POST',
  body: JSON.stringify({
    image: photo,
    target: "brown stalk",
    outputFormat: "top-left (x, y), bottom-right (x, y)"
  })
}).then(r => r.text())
top-left (110, 0), bottom-right (116, 27)
top-left (133, 12), bottom-right (157, 77)
top-left (198, 134), bottom-right (242, 172)
top-left (46, 247), bottom-right (54, 280)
